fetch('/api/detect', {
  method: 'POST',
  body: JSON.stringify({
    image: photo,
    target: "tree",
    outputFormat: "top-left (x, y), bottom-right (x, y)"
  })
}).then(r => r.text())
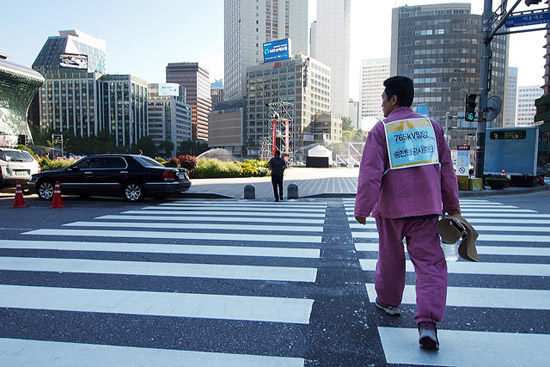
top-left (136, 136), bottom-right (157, 157)
top-left (342, 116), bottom-right (354, 131)
top-left (158, 139), bottom-right (175, 158)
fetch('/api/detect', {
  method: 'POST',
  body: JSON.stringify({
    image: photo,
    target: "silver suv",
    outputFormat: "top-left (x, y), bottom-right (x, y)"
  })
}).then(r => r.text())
top-left (0, 148), bottom-right (41, 192)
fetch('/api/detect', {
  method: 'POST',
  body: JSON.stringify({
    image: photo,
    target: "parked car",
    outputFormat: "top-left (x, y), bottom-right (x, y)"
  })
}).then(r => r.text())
top-left (27, 154), bottom-right (191, 202)
top-left (0, 148), bottom-right (41, 193)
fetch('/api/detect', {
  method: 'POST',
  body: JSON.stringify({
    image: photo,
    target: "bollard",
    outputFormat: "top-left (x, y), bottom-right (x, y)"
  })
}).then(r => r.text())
top-left (244, 184), bottom-right (255, 199)
top-left (287, 183), bottom-right (298, 199)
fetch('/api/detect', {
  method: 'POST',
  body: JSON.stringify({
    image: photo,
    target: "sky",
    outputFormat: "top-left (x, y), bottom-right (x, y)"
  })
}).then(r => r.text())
top-left (1, 0), bottom-right (547, 100)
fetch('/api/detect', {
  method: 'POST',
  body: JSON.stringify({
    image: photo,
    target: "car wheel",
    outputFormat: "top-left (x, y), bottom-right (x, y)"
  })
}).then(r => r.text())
top-left (37, 179), bottom-right (55, 200)
top-left (123, 182), bottom-right (144, 202)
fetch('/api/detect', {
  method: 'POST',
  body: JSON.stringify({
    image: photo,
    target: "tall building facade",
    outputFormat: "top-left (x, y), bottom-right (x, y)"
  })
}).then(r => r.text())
top-left (359, 58), bottom-right (390, 121)
top-left (223, 0), bottom-right (308, 101)
top-left (166, 62), bottom-right (211, 142)
top-left (504, 67), bottom-right (518, 127)
top-left (391, 3), bottom-right (508, 148)
top-left (148, 83), bottom-right (193, 157)
top-left (210, 79), bottom-right (224, 108)
top-left (33, 29), bottom-right (106, 74)
top-left (246, 54), bottom-right (334, 156)
top-left (517, 86), bottom-right (543, 127)
top-left (310, 0), bottom-right (351, 118)
top-left (33, 30), bottom-right (106, 138)
top-left (97, 75), bottom-right (148, 147)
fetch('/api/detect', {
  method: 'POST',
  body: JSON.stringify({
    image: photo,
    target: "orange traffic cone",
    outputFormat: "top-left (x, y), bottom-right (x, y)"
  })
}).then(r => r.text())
top-left (10, 181), bottom-right (28, 208)
top-left (49, 181), bottom-right (65, 208)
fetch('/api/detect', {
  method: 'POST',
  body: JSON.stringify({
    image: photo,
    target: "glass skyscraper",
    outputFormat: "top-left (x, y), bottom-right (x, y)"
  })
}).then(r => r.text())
top-left (391, 3), bottom-right (508, 148)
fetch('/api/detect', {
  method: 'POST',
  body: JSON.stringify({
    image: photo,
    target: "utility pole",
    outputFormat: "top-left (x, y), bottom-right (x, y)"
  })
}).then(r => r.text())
top-left (475, 0), bottom-right (494, 179)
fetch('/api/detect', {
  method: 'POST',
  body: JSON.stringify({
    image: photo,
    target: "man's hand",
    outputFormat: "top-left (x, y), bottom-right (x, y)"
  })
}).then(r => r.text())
top-left (444, 208), bottom-right (461, 216)
top-left (355, 216), bottom-right (367, 225)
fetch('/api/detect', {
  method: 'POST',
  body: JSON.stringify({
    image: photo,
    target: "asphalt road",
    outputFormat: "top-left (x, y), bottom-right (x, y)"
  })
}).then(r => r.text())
top-left (0, 192), bottom-right (549, 366)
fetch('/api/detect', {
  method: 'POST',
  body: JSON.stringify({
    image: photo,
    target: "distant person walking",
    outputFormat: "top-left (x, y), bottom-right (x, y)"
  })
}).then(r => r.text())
top-left (268, 150), bottom-right (286, 202)
top-left (354, 76), bottom-right (460, 351)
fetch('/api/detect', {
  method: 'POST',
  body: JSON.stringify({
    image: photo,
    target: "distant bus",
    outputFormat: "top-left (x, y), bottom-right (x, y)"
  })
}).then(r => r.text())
top-left (484, 126), bottom-right (549, 185)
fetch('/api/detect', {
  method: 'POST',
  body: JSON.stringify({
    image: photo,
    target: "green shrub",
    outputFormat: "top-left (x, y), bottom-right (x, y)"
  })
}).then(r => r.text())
top-left (164, 158), bottom-right (179, 167)
top-left (40, 158), bottom-right (76, 171)
top-left (189, 158), bottom-right (268, 179)
top-left (178, 155), bottom-right (198, 170)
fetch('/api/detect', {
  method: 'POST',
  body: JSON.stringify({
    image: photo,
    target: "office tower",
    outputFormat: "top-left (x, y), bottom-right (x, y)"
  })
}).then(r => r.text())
top-left (0, 55), bottom-right (44, 146)
top-left (310, 0), bottom-right (351, 118)
top-left (148, 83), bottom-right (193, 157)
top-left (348, 99), bottom-right (360, 129)
top-left (504, 67), bottom-right (518, 127)
top-left (32, 30), bottom-right (107, 137)
top-left (208, 98), bottom-right (248, 157)
top-left (391, 3), bottom-right (508, 147)
top-left (517, 86), bottom-right (543, 126)
top-left (166, 62), bottom-right (212, 142)
top-left (246, 54), bottom-right (334, 157)
top-left (33, 29), bottom-right (106, 74)
top-left (359, 58), bottom-right (390, 121)
top-left (211, 79), bottom-right (224, 108)
top-left (97, 75), bottom-right (148, 147)
top-left (224, 0), bottom-right (308, 101)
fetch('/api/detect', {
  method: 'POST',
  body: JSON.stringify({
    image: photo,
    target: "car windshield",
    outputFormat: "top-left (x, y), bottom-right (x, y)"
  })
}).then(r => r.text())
top-left (0, 150), bottom-right (34, 162)
top-left (134, 155), bottom-right (165, 167)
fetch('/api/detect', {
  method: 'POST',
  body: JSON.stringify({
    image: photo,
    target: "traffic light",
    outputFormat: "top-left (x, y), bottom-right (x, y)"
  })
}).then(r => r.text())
top-left (525, 0), bottom-right (542, 6)
top-left (17, 134), bottom-right (27, 146)
top-left (465, 94), bottom-right (477, 122)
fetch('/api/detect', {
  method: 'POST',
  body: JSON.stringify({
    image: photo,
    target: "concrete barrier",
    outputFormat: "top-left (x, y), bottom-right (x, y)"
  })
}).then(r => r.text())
top-left (287, 183), bottom-right (298, 199)
top-left (244, 184), bottom-right (255, 199)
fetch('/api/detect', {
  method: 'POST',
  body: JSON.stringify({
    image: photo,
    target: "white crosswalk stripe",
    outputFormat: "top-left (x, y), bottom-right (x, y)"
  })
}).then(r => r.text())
top-left (1, 199), bottom-right (326, 365)
top-left (344, 197), bottom-right (550, 366)
top-left (0, 338), bottom-right (304, 367)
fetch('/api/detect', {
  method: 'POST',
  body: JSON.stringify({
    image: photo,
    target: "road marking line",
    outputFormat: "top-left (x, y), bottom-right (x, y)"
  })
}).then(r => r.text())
top-left (355, 242), bottom-right (550, 257)
top-left (378, 327), bottom-right (550, 367)
top-left (0, 256), bottom-right (317, 282)
top-left (97, 215), bottom-right (325, 224)
top-left (23, 229), bottom-right (323, 243)
top-left (0, 285), bottom-right (314, 324)
top-left (0, 338), bottom-right (304, 367)
top-left (64, 221), bottom-right (323, 233)
top-left (147, 206), bottom-right (327, 213)
top-left (352, 231), bottom-right (550, 243)
top-left (349, 222), bottom-right (550, 232)
top-left (0, 240), bottom-right (320, 258)
top-left (137, 209), bottom-right (327, 218)
top-left (360, 259), bottom-right (550, 276)
top-left (365, 284), bottom-right (550, 310)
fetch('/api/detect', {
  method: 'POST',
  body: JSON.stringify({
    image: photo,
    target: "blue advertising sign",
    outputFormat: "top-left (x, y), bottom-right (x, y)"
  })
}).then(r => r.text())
top-left (505, 11), bottom-right (550, 28)
top-left (263, 39), bottom-right (291, 63)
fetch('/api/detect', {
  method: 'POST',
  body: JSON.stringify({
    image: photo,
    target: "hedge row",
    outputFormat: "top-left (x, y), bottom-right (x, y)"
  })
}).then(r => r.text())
top-left (36, 154), bottom-right (269, 179)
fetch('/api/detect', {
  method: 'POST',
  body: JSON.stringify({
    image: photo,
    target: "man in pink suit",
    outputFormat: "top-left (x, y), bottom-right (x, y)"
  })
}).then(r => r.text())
top-left (354, 76), bottom-right (460, 351)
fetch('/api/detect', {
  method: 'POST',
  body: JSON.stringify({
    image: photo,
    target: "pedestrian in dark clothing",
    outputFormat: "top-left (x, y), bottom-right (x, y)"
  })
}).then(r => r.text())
top-left (268, 150), bottom-right (286, 201)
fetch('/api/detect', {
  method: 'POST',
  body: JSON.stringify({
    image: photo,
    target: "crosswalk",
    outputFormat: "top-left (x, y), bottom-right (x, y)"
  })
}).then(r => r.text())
top-left (0, 200), bottom-right (327, 366)
top-left (344, 198), bottom-right (550, 367)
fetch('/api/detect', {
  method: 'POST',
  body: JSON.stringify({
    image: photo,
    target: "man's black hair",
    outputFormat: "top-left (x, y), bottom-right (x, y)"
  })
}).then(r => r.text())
top-left (274, 150), bottom-right (281, 156)
top-left (383, 76), bottom-right (414, 107)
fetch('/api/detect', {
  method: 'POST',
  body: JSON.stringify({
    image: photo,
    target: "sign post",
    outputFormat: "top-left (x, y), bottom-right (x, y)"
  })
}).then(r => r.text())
top-left (456, 145), bottom-right (471, 176)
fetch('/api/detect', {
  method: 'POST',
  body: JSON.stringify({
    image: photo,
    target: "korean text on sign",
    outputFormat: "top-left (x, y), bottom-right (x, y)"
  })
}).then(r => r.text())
top-left (384, 117), bottom-right (439, 170)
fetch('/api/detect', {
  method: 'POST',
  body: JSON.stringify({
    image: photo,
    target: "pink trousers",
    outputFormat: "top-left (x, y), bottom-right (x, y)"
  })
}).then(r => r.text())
top-left (375, 215), bottom-right (447, 324)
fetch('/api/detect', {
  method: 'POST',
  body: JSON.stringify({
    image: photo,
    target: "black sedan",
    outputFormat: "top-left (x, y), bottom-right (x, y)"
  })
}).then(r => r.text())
top-left (27, 154), bottom-right (191, 202)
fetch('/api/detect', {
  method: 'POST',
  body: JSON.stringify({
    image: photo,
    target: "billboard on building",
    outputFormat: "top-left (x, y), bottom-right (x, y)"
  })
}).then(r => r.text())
top-left (59, 53), bottom-right (88, 70)
top-left (263, 39), bottom-right (291, 63)
top-left (158, 83), bottom-right (180, 97)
